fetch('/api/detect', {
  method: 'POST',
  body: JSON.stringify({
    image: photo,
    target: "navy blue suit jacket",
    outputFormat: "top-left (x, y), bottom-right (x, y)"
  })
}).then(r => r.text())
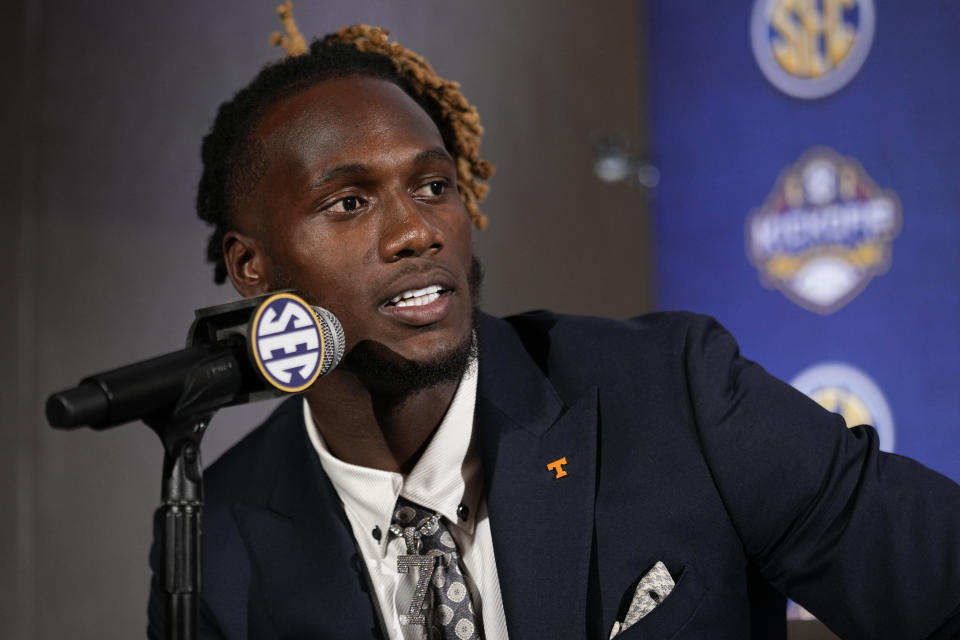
top-left (149, 311), bottom-right (960, 638)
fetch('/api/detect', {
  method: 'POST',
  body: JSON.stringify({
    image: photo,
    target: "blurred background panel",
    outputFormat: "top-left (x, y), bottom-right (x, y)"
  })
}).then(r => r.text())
top-left (647, 0), bottom-right (960, 485)
top-left (646, 3), bottom-right (957, 631)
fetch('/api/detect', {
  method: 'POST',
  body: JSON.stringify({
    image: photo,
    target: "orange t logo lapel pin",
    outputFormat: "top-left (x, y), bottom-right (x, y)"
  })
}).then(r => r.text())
top-left (546, 457), bottom-right (568, 479)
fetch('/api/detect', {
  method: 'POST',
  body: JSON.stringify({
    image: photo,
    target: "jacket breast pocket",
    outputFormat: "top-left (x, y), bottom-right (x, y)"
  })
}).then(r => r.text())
top-left (613, 563), bottom-right (707, 640)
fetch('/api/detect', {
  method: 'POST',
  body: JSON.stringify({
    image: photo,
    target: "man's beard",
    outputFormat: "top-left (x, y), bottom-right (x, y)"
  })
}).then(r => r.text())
top-left (274, 255), bottom-right (484, 399)
top-left (342, 322), bottom-right (479, 399)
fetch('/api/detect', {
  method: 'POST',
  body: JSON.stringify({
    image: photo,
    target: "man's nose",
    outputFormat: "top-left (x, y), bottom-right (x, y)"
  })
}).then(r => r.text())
top-left (378, 197), bottom-right (445, 261)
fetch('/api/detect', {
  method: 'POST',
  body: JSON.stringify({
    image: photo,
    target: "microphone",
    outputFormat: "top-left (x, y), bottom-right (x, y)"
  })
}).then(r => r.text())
top-left (46, 292), bottom-right (345, 430)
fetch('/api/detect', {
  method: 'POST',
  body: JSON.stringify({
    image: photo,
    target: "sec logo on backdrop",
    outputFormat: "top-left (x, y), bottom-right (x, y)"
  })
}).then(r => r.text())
top-left (745, 147), bottom-right (901, 315)
top-left (790, 361), bottom-right (895, 452)
top-left (751, 0), bottom-right (875, 99)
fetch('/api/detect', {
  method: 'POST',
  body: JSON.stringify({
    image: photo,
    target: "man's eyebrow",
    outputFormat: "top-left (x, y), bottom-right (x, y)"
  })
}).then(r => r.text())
top-left (309, 163), bottom-right (368, 190)
top-left (309, 149), bottom-right (453, 190)
top-left (413, 148), bottom-right (455, 167)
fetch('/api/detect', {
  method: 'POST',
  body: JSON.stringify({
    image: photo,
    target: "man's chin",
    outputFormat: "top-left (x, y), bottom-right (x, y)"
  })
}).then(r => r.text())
top-left (341, 330), bottom-right (477, 399)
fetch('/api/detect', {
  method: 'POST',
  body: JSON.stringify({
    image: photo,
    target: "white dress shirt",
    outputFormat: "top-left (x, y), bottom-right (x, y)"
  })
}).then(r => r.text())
top-left (304, 362), bottom-right (509, 639)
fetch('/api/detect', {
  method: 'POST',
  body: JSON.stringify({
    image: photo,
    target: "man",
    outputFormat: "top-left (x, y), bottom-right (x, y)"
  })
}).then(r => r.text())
top-left (148, 20), bottom-right (960, 640)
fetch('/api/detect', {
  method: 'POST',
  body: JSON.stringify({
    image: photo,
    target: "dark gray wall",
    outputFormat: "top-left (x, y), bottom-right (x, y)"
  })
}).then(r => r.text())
top-left (1, 1), bottom-right (651, 637)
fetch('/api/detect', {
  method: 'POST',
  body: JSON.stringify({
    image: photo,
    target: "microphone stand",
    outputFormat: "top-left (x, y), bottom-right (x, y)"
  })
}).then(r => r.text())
top-left (148, 412), bottom-right (211, 640)
top-left (143, 297), bottom-right (271, 640)
top-left (142, 340), bottom-right (247, 640)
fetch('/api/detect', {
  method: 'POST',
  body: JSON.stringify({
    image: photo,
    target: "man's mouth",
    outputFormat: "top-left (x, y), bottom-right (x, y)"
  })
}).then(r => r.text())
top-left (380, 281), bottom-right (456, 327)
top-left (385, 284), bottom-right (448, 308)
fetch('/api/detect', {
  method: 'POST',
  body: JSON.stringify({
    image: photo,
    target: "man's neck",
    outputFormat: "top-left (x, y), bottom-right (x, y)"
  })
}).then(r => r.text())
top-left (304, 371), bottom-right (460, 474)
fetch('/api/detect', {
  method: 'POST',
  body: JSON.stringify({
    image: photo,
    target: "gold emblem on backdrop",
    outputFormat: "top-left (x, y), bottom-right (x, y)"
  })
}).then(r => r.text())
top-left (809, 386), bottom-right (872, 428)
top-left (745, 147), bottom-right (901, 315)
top-left (751, 0), bottom-right (875, 98)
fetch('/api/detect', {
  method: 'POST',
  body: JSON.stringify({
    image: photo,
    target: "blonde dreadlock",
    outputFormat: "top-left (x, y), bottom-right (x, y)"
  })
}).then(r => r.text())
top-left (268, 2), bottom-right (307, 57)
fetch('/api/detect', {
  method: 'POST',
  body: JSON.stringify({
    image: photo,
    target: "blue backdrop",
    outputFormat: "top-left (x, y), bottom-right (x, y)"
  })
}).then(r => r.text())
top-left (645, 0), bottom-right (959, 483)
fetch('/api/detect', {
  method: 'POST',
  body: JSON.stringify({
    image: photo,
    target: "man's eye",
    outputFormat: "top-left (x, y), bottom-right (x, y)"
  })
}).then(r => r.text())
top-left (414, 181), bottom-right (446, 198)
top-left (326, 196), bottom-right (364, 213)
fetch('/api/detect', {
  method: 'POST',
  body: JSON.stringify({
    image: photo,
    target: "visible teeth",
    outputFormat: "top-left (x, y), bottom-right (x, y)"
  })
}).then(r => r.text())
top-left (389, 284), bottom-right (442, 304)
top-left (395, 292), bottom-right (441, 307)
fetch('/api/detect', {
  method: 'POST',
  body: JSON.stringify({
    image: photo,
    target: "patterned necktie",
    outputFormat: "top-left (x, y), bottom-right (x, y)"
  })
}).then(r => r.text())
top-left (389, 496), bottom-right (481, 639)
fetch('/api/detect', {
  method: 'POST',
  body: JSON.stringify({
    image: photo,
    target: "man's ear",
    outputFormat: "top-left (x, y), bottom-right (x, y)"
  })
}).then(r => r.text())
top-left (223, 230), bottom-right (272, 297)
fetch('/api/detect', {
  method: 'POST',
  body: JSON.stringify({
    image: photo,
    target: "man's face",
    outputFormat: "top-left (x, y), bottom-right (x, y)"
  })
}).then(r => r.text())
top-left (229, 76), bottom-right (475, 391)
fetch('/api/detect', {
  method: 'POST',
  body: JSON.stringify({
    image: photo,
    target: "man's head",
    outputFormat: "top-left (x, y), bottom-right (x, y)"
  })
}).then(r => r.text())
top-left (197, 25), bottom-right (492, 286)
top-left (197, 25), bottom-right (491, 396)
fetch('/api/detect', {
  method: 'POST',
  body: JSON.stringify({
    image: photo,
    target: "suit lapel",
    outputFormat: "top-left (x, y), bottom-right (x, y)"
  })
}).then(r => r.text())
top-left (477, 314), bottom-right (599, 639)
top-left (232, 409), bottom-right (383, 639)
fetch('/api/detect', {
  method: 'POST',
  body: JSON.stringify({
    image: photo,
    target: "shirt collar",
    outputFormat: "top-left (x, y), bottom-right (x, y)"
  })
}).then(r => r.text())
top-left (304, 359), bottom-right (480, 553)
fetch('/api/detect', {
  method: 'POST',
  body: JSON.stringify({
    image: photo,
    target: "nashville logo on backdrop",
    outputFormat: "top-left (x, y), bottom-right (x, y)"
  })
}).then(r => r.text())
top-left (790, 361), bottom-right (895, 452)
top-left (751, 0), bottom-right (875, 99)
top-left (745, 147), bottom-right (902, 315)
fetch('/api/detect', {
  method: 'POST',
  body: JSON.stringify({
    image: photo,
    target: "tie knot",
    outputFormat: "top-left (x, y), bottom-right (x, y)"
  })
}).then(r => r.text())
top-left (389, 496), bottom-right (456, 556)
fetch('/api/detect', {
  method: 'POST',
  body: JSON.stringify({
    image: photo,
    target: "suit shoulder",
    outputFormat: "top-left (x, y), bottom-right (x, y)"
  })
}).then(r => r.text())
top-left (500, 308), bottom-right (719, 357)
top-left (483, 309), bottom-right (730, 404)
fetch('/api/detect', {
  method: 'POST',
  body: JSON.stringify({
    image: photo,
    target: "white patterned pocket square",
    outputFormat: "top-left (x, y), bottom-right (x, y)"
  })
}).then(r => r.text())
top-left (608, 561), bottom-right (676, 639)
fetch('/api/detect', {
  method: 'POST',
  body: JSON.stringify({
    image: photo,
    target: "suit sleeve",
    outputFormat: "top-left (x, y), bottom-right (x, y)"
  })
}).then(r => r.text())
top-left (147, 507), bottom-right (226, 639)
top-left (681, 315), bottom-right (960, 639)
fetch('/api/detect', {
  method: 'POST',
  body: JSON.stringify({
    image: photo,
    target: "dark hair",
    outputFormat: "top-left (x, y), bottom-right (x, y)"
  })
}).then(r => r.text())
top-left (197, 25), bottom-right (493, 284)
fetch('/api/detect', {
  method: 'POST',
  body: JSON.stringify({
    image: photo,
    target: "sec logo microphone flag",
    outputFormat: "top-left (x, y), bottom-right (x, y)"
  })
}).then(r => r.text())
top-left (249, 292), bottom-right (328, 392)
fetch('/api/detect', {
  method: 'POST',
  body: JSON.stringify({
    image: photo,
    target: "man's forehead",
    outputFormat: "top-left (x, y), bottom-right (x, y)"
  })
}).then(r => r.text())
top-left (253, 76), bottom-right (445, 160)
